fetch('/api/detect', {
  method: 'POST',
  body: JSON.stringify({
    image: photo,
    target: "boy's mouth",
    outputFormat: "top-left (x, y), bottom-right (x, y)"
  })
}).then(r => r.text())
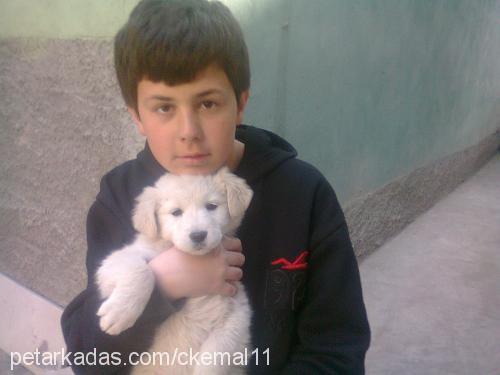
top-left (178, 154), bottom-right (210, 164)
top-left (179, 153), bottom-right (209, 159)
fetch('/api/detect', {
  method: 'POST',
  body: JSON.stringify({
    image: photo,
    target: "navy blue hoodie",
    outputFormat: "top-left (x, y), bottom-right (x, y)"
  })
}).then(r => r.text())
top-left (61, 124), bottom-right (370, 374)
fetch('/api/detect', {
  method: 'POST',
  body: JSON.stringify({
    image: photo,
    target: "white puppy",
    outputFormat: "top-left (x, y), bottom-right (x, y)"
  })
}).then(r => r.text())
top-left (95, 167), bottom-right (253, 375)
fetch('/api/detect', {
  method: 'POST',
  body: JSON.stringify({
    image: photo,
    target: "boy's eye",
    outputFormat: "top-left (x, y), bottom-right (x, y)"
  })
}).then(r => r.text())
top-left (206, 203), bottom-right (218, 211)
top-left (201, 100), bottom-right (217, 110)
top-left (171, 208), bottom-right (183, 217)
top-left (157, 104), bottom-right (173, 114)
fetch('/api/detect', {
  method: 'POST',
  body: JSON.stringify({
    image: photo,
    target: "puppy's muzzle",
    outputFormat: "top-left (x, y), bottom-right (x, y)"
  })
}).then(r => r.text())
top-left (189, 231), bottom-right (207, 245)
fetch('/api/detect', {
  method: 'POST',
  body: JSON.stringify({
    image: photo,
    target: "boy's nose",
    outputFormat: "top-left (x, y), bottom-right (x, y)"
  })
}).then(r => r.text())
top-left (190, 231), bottom-right (207, 244)
top-left (178, 108), bottom-right (203, 141)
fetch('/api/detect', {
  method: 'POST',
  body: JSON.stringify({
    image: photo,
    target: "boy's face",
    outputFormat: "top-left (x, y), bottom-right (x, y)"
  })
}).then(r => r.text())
top-left (129, 64), bottom-right (249, 175)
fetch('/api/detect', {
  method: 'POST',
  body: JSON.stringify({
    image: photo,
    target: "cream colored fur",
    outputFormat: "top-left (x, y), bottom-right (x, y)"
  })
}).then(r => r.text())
top-left (95, 167), bottom-right (253, 374)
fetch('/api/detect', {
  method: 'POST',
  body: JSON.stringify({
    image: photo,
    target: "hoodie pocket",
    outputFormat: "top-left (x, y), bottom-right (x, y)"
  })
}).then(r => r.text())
top-left (264, 268), bottom-right (307, 331)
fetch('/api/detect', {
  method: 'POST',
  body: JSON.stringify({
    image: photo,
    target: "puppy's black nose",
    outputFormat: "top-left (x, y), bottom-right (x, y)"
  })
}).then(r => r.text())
top-left (190, 231), bottom-right (207, 244)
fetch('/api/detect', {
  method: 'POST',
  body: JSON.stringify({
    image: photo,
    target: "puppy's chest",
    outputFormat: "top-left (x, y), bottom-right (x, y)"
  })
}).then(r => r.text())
top-left (183, 294), bottom-right (234, 328)
top-left (146, 293), bottom-right (238, 358)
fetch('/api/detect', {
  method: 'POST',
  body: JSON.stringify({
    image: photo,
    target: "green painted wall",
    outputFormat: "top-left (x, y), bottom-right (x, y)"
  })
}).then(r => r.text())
top-left (0, 0), bottom-right (138, 38)
top-left (265, 0), bottom-right (500, 201)
top-left (1, 0), bottom-right (499, 203)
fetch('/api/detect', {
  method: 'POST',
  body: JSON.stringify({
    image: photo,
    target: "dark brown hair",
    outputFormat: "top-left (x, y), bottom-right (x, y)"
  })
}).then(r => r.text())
top-left (114, 0), bottom-right (250, 114)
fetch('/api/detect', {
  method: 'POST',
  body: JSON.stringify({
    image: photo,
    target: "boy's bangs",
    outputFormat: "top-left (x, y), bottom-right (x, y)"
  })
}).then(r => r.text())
top-left (115, 0), bottom-right (249, 111)
top-left (135, 1), bottom-right (239, 87)
top-left (141, 29), bottom-right (225, 86)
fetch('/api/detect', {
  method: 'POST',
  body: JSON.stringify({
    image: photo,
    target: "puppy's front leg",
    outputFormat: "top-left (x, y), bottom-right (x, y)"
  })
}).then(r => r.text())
top-left (96, 242), bottom-right (158, 335)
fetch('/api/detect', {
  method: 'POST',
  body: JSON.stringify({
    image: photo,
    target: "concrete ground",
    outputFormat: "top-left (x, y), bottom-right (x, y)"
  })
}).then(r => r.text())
top-left (0, 349), bottom-right (32, 374)
top-left (359, 152), bottom-right (500, 375)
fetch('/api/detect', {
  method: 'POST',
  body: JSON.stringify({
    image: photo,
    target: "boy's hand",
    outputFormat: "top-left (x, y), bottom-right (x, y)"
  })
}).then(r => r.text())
top-left (149, 236), bottom-right (245, 300)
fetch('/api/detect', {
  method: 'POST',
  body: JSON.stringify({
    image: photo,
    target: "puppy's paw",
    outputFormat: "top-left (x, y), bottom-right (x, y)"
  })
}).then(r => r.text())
top-left (97, 297), bottom-right (138, 335)
top-left (97, 285), bottom-right (152, 335)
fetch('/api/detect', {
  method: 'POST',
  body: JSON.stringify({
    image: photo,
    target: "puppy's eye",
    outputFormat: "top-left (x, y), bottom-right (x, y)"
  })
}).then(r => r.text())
top-left (171, 209), bottom-right (183, 217)
top-left (206, 203), bottom-right (218, 211)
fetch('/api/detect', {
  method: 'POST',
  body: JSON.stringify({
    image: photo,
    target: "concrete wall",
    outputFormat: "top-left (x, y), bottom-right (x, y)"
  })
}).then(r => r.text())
top-left (1, 0), bottom-right (499, 306)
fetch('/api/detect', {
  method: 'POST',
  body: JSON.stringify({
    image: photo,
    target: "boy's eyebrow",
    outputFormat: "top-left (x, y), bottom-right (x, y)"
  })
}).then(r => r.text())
top-left (145, 89), bottom-right (225, 103)
top-left (146, 95), bottom-right (174, 103)
top-left (196, 89), bottom-right (225, 98)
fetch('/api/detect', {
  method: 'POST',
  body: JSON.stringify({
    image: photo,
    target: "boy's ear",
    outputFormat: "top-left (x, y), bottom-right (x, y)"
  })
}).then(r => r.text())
top-left (128, 107), bottom-right (146, 136)
top-left (132, 186), bottom-right (159, 239)
top-left (215, 167), bottom-right (253, 221)
top-left (236, 90), bottom-right (250, 124)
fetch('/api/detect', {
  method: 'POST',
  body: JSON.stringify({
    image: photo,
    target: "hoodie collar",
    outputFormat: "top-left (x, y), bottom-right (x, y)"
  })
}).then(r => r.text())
top-left (137, 124), bottom-right (297, 183)
top-left (234, 124), bottom-right (297, 183)
top-left (137, 142), bottom-right (167, 179)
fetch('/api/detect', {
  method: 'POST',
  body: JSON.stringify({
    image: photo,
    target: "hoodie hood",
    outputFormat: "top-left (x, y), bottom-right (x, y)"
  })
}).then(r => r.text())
top-left (235, 124), bottom-right (297, 183)
top-left (137, 124), bottom-right (297, 184)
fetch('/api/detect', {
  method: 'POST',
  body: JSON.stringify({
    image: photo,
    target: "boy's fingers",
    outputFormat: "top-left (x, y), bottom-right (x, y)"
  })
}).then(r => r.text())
top-left (225, 266), bottom-right (243, 282)
top-left (222, 236), bottom-right (242, 252)
top-left (221, 282), bottom-right (238, 297)
top-left (225, 251), bottom-right (245, 267)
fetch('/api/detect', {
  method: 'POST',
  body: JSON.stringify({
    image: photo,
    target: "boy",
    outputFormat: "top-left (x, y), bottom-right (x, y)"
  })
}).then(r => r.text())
top-left (61, 0), bottom-right (371, 374)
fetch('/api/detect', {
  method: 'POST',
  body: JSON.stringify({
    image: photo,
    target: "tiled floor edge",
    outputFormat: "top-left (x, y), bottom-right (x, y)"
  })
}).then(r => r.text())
top-left (0, 272), bottom-right (72, 374)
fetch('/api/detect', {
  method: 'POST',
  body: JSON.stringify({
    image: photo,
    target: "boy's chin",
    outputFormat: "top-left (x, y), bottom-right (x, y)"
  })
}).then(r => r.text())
top-left (171, 164), bottom-right (227, 176)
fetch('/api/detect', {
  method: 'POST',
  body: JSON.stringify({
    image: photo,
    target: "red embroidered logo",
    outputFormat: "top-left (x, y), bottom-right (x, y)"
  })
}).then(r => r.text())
top-left (271, 251), bottom-right (309, 270)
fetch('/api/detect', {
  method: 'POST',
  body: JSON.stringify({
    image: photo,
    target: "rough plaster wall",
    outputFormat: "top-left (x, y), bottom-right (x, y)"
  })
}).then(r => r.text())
top-left (0, 39), bottom-right (143, 306)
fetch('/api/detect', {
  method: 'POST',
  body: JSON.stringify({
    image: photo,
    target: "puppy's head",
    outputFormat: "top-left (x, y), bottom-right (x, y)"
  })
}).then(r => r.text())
top-left (132, 168), bottom-right (253, 255)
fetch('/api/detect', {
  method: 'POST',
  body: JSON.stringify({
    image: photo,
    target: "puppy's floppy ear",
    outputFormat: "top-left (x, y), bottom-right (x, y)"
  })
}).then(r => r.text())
top-left (215, 167), bottom-right (253, 220)
top-left (132, 186), bottom-right (160, 239)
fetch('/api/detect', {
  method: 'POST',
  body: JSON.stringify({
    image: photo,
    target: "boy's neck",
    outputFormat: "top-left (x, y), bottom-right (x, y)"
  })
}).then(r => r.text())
top-left (226, 140), bottom-right (245, 172)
